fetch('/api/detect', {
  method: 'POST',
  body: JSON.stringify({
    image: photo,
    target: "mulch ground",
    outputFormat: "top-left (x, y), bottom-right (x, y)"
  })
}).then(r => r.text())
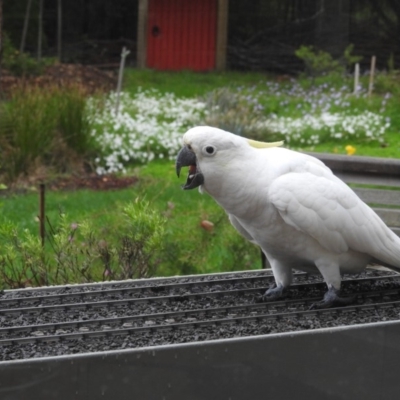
top-left (0, 63), bottom-right (116, 96)
top-left (46, 174), bottom-right (138, 191)
top-left (0, 173), bottom-right (139, 196)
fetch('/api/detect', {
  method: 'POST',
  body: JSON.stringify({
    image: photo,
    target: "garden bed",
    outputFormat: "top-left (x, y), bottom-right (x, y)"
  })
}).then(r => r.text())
top-left (0, 64), bottom-right (116, 96)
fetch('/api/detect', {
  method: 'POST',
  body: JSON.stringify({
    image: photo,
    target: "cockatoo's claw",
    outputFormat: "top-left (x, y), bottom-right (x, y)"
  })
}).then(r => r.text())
top-left (309, 287), bottom-right (355, 310)
top-left (258, 284), bottom-right (287, 302)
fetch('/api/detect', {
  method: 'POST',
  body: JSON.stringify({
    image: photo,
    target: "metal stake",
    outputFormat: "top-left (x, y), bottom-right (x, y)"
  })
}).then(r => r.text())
top-left (115, 46), bottom-right (131, 115)
top-left (39, 183), bottom-right (45, 246)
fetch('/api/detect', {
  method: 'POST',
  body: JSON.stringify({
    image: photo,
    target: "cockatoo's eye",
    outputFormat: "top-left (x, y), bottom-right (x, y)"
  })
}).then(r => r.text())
top-left (203, 146), bottom-right (216, 156)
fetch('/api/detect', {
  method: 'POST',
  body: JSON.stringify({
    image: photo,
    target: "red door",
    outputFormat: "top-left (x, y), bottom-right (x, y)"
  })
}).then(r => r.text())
top-left (146, 0), bottom-right (217, 71)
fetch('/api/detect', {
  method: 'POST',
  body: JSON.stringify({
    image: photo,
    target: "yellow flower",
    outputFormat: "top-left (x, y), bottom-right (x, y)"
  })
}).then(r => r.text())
top-left (345, 145), bottom-right (356, 155)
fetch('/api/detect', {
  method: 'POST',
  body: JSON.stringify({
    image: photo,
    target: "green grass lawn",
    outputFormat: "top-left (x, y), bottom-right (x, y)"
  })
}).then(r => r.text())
top-left (124, 69), bottom-right (272, 98)
top-left (0, 187), bottom-right (136, 234)
top-left (0, 160), bottom-right (261, 286)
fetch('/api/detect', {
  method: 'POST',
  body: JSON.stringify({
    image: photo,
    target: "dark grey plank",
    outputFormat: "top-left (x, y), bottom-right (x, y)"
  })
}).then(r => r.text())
top-left (373, 208), bottom-right (400, 227)
top-left (353, 188), bottom-right (400, 206)
top-left (336, 172), bottom-right (400, 187)
top-left (309, 152), bottom-right (400, 176)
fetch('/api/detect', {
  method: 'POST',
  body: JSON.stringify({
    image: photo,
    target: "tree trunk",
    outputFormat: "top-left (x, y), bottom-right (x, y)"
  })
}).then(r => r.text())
top-left (316, 0), bottom-right (350, 57)
top-left (20, 0), bottom-right (33, 54)
top-left (0, 0), bottom-right (3, 97)
top-left (38, 0), bottom-right (43, 61)
top-left (57, 0), bottom-right (62, 61)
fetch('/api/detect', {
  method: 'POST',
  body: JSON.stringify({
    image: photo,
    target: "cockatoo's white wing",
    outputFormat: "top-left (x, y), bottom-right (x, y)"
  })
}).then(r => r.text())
top-left (228, 214), bottom-right (257, 243)
top-left (269, 169), bottom-right (399, 262)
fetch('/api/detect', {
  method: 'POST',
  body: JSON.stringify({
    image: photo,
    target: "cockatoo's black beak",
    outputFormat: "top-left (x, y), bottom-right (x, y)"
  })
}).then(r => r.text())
top-left (176, 146), bottom-right (204, 190)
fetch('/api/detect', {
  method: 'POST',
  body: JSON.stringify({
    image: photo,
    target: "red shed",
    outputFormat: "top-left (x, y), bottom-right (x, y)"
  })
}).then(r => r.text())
top-left (137, 0), bottom-right (228, 71)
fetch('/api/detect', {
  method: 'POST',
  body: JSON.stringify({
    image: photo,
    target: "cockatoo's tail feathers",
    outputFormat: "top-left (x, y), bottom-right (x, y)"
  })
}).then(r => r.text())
top-left (247, 139), bottom-right (284, 149)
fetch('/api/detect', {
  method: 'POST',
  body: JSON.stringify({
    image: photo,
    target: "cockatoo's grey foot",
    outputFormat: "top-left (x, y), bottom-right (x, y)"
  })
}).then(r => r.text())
top-left (260, 284), bottom-right (287, 302)
top-left (310, 286), bottom-right (355, 310)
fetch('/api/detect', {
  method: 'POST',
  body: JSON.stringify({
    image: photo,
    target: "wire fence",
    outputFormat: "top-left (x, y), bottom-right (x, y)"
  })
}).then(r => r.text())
top-left (3, 0), bottom-right (399, 73)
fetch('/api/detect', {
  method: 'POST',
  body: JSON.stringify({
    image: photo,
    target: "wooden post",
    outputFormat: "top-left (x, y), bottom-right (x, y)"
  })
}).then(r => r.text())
top-left (57, 0), bottom-right (62, 61)
top-left (39, 184), bottom-right (45, 247)
top-left (354, 63), bottom-right (359, 94)
top-left (0, 0), bottom-right (3, 96)
top-left (315, 0), bottom-right (349, 59)
top-left (37, 0), bottom-right (43, 61)
top-left (368, 56), bottom-right (376, 97)
top-left (137, 0), bottom-right (148, 69)
top-left (216, 0), bottom-right (229, 71)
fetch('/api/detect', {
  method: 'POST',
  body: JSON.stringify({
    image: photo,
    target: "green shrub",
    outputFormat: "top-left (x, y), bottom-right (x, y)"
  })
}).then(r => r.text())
top-left (0, 198), bottom-right (167, 288)
top-left (0, 87), bottom-right (56, 180)
top-left (295, 44), bottom-right (362, 78)
top-left (2, 33), bottom-right (55, 77)
top-left (374, 71), bottom-right (400, 97)
top-left (106, 198), bottom-right (167, 279)
top-left (295, 45), bottom-right (341, 77)
top-left (54, 85), bottom-right (96, 155)
top-left (342, 44), bottom-right (363, 69)
top-left (0, 85), bottom-right (97, 182)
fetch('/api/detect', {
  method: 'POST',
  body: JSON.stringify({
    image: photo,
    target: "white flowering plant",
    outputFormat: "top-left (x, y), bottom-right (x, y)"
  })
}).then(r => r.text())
top-left (262, 111), bottom-right (390, 146)
top-left (87, 77), bottom-right (395, 174)
top-left (88, 89), bottom-right (207, 174)
top-left (235, 80), bottom-right (392, 147)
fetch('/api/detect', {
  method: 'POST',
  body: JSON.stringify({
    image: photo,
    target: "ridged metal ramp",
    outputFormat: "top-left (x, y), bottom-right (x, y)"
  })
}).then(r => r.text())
top-left (1, 268), bottom-right (400, 400)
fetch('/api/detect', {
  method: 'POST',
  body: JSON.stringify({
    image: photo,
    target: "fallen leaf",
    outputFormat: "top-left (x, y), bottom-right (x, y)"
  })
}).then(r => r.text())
top-left (200, 220), bottom-right (214, 232)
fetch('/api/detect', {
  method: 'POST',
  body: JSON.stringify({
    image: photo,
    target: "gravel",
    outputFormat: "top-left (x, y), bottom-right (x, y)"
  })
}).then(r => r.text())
top-left (1, 268), bottom-right (400, 361)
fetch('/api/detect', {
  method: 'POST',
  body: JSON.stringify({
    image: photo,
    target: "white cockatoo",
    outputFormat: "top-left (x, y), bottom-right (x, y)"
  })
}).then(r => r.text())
top-left (176, 126), bottom-right (400, 308)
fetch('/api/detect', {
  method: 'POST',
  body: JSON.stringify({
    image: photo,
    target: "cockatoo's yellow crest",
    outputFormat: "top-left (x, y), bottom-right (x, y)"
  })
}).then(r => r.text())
top-left (247, 139), bottom-right (284, 149)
